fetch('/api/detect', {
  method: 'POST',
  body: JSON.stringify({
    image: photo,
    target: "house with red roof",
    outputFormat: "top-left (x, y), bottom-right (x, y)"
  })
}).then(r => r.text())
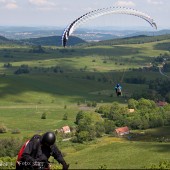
top-left (61, 126), bottom-right (71, 134)
top-left (156, 101), bottom-right (167, 107)
top-left (115, 126), bottom-right (130, 136)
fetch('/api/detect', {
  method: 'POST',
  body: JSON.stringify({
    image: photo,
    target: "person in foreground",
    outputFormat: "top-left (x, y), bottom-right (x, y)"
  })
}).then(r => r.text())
top-left (16, 131), bottom-right (69, 170)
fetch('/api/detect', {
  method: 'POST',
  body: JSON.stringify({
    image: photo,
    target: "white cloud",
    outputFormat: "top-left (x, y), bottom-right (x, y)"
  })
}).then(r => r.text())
top-left (115, 0), bottom-right (136, 7)
top-left (5, 2), bottom-right (18, 9)
top-left (0, 0), bottom-right (18, 9)
top-left (29, 0), bottom-right (56, 7)
top-left (147, 0), bottom-right (163, 5)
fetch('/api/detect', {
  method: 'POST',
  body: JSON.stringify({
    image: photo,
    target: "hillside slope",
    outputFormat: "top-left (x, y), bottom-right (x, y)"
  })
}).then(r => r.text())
top-left (91, 34), bottom-right (170, 46)
top-left (21, 36), bottom-right (86, 46)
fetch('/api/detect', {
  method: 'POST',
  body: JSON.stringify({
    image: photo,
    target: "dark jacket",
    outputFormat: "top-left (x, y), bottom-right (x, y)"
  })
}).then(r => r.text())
top-left (16, 135), bottom-right (67, 169)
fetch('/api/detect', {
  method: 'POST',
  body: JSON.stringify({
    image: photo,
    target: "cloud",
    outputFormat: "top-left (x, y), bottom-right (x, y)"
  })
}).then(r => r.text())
top-left (115, 0), bottom-right (136, 7)
top-left (147, 0), bottom-right (163, 5)
top-left (29, 0), bottom-right (56, 7)
top-left (5, 2), bottom-right (18, 9)
top-left (0, 0), bottom-right (18, 9)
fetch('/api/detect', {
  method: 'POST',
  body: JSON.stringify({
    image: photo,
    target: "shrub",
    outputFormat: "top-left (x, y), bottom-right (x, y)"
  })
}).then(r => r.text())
top-left (0, 157), bottom-right (16, 169)
top-left (11, 129), bottom-right (21, 134)
top-left (63, 113), bottom-right (68, 120)
top-left (0, 138), bottom-right (23, 157)
top-left (41, 112), bottom-right (47, 119)
top-left (0, 124), bottom-right (7, 133)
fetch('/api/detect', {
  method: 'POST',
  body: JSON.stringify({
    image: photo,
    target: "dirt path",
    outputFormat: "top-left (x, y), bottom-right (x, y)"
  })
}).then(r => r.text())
top-left (158, 66), bottom-right (170, 78)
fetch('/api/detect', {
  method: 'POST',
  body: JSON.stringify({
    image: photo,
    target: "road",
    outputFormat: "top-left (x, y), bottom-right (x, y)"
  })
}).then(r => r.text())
top-left (158, 66), bottom-right (170, 78)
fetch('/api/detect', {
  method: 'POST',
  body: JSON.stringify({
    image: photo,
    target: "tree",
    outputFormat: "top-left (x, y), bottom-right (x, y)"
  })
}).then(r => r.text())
top-left (75, 112), bottom-right (104, 142)
top-left (63, 113), bottom-right (68, 120)
top-left (128, 98), bottom-right (138, 109)
top-left (14, 64), bottom-right (30, 74)
top-left (137, 98), bottom-right (156, 110)
top-left (31, 45), bottom-right (45, 53)
top-left (95, 122), bottom-right (105, 137)
top-left (104, 120), bottom-right (115, 134)
top-left (75, 110), bottom-right (84, 124)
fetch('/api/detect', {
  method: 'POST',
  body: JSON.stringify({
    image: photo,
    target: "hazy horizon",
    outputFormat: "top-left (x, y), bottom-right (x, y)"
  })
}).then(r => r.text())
top-left (0, 0), bottom-right (170, 31)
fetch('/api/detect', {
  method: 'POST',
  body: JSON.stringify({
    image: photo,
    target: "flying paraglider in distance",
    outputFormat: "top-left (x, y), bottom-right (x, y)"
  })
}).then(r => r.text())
top-left (62, 6), bottom-right (157, 47)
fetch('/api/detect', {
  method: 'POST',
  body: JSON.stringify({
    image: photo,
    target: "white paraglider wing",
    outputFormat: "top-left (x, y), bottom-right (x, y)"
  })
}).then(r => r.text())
top-left (62, 6), bottom-right (157, 47)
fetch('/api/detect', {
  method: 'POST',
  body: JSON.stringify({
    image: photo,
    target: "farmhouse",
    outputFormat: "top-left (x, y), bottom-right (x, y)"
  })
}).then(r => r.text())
top-left (115, 126), bottom-right (130, 136)
top-left (156, 101), bottom-right (167, 107)
top-left (61, 126), bottom-right (71, 134)
top-left (128, 109), bottom-right (135, 113)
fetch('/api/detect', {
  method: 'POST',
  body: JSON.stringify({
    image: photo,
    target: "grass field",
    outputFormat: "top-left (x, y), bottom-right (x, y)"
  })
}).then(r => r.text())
top-left (0, 36), bottom-right (170, 169)
top-left (0, 38), bottom-right (169, 135)
top-left (62, 134), bottom-right (170, 169)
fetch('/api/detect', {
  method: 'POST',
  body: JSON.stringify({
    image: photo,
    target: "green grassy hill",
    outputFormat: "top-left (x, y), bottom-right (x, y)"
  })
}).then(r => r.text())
top-left (90, 34), bottom-right (170, 46)
top-left (0, 34), bottom-right (170, 169)
top-left (21, 36), bottom-right (86, 46)
top-left (62, 135), bottom-right (170, 169)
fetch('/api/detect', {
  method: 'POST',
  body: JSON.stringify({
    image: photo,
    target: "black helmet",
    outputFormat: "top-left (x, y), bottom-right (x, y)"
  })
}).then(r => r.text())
top-left (41, 132), bottom-right (56, 146)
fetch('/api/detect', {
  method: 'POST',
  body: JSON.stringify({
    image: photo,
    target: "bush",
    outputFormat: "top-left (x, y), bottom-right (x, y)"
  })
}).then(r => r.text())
top-left (11, 129), bottom-right (21, 134)
top-left (0, 124), bottom-right (8, 133)
top-left (0, 157), bottom-right (16, 169)
top-left (87, 101), bottom-right (97, 107)
top-left (0, 138), bottom-right (23, 157)
top-left (63, 113), bottom-right (68, 120)
top-left (41, 112), bottom-right (47, 119)
top-left (14, 65), bottom-right (30, 74)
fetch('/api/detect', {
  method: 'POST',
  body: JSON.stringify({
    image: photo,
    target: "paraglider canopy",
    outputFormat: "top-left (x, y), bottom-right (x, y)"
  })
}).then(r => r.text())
top-left (62, 6), bottom-right (157, 47)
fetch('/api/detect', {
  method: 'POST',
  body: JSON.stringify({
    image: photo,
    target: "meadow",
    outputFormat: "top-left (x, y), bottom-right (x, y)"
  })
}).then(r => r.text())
top-left (0, 36), bottom-right (170, 169)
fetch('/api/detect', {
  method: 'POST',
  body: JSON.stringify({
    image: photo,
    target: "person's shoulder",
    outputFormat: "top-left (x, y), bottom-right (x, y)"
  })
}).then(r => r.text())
top-left (30, 134), bottom-right (42, 141)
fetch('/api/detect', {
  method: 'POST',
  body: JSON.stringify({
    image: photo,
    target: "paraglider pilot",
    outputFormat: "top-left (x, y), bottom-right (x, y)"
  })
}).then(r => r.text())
top-left (16, 132), bottom-right (69, 170)
top-left (115, 83), bottom-right (122, 96)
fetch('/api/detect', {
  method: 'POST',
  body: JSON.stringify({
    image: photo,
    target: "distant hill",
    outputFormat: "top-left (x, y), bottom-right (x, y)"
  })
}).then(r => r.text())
top-left (21, 36), bottom-right (86, 46)
top-left (1, 33), bottom-right (170, 47)
top-left (0, 35), bottom-right (86, 46)
top-left (0, 35), bottom-right (11, 43)
top-left (90, 34), bottom-right (170, 46)
top-left (126, 29), bottom-right (170, 38)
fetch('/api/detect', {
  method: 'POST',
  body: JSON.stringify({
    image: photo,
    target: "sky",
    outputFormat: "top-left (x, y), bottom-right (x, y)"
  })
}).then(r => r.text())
top-left (0, 0), bottom-right (169, 30)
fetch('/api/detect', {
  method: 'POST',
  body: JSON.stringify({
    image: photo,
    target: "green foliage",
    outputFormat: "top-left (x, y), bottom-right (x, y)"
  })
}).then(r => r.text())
top-left (3, 63), bottom-right (12, 68)
top-left (0, 157), bottom-right (16, 169)
top-left (14, 64), bottom-right (30, 74)
top-left (75, 110), bottom-right (84, 125)
top-left (137, 98), bottom-right (157, 110)
top-left (145, 161), bottom-right (170, 169)
top-left (77, 131), bottom-right (90, 143)
top-left (149, 78), bottom-right (170, 100)
top-left (87, 101), bottom-right (97, 107)
top-left (96, 98), bottom-right (170, 130)
top-left (128, 98), bottom-right (138, 109)
top-left (98, 164), bottom-right (107, 169)
top-left (0, 138), bottom-right (23, 157)
top-left (75, 111), bottom-right (104, 142)
top-left (97, 104), bottom-right (111, 117)
top-left (154, 42), bottom-right (170, 51)
top-left (104, 119), bottom-right (115, 134)
top-left (30, 45), bottom-right (45, 53)
top-left (125, 76), bottom-right (146, 84)
top-left (0, 124), bottom-right (7, 133)
top-left (41, 112), bottom-right (47, 119)
top-left (63, 113), bottom-right (68, 120)
top-left (11, 129), bottom-right (21, 134)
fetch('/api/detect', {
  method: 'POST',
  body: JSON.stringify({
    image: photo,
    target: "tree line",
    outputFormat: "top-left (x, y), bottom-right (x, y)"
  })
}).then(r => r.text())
top-left (73, 98), bottom-right (170, 143)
